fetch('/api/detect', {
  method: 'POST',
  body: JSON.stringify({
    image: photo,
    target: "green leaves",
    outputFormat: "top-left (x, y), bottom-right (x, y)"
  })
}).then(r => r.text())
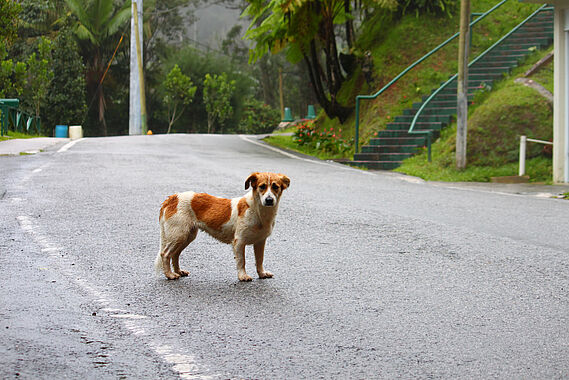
top-left (163, 64), bottom-right (197, 133)
top-left (26, 37), bottom-right (54, 117)
top-left (165, 64), bottom-right (197, 106)
top-left (203, 72), bottom-right (236, 133)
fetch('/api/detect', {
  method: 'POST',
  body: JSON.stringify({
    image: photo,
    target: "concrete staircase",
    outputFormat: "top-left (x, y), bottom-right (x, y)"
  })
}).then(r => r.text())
top-left (349, 8), bottom-right (553, 170)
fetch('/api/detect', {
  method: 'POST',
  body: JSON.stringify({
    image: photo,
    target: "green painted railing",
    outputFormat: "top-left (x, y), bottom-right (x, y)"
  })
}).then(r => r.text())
top-left (408, 4), bottom-right (553, 161)
top-left (0, 100), bottom-right (41, 137)
top-left (354, 0), bottom-right (510, 153)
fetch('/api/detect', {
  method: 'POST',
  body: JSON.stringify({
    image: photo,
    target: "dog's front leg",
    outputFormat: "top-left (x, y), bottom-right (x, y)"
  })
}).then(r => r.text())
top-left (233, 239), bottom-right (252, 282)
top-left (254, 239), bottom-right (273, 279)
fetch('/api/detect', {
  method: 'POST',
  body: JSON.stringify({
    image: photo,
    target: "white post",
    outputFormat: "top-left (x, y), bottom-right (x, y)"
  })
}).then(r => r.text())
top-left (129, 0), bottom-right (143, 135)
top-left (519, 135), bottom-right (527, 176)
top-left (565, 10), bottom-right (569, 182)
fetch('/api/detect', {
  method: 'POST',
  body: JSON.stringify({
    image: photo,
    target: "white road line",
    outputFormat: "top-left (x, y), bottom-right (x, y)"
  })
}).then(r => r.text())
top-left (239, 135), bottom-right (373, 175)
top-left (16, 214), bottom-right (213, 379)
top-left (57, 138), bottom-right (84, 153)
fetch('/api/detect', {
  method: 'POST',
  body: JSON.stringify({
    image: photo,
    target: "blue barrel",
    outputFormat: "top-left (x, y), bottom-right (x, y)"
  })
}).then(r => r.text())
top-left (55, 125), bottom-right (68, 138)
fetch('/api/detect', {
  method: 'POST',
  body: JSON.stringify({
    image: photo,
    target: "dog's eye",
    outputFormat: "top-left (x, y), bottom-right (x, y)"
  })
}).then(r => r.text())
top-left (259, 184), bottom-right (267, 190)
top-left (272, 183), bottom-right (280, 191)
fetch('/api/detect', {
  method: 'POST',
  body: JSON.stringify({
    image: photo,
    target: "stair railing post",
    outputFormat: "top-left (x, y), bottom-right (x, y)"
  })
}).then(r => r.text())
top-left (355, 97), bottom-right (360, 153)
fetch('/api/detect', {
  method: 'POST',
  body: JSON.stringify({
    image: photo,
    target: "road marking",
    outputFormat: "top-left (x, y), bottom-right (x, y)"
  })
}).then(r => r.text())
top-left (239, 135), bottom-right (373, 175)
top-left (16, 214), bottom-right (214, 379)
top-left (57, 138), bottom-right (84, 153)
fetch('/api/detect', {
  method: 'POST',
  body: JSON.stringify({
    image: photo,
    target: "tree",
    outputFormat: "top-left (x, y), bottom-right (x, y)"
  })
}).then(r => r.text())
top-left (43, 26), bottom-right (87, 133)
top-left (0, 45), bottom-right (26, 99)
top-left (0, 0), bottom-right (21, 45)
top-left (25, 37), bottom-right (54, 118)
top-left (64, 0), bottom-right (131, 136)
top-left (244, 0), bottom-right (395, 123)
top-left (203, 72), bottom-right (236, 134)
top-left (164, 64), bottom-right (197, 133)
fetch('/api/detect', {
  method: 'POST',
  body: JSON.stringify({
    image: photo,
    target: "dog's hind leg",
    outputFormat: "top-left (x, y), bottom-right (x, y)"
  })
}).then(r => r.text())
top-left (172, 227), bottom-right (197, 277)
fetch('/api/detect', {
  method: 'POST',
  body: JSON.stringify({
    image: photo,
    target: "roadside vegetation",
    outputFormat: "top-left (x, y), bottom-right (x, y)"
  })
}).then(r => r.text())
top-left (265, 0), bottom-right (554, 183)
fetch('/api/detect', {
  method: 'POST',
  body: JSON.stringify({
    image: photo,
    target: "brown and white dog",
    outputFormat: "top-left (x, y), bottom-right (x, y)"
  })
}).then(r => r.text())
top-left (155, 172), bottom-right (290, 281)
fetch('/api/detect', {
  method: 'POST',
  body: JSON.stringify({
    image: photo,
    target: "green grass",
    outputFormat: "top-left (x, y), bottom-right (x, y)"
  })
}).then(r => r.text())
top-left (266, 2), bottom-right (554, 182)
top-left (0, 131), bottom-right (45, 141)
top-left (394, 46), bottom-right (554, 183)
top-left (264, 134), bottom-right (348, 161)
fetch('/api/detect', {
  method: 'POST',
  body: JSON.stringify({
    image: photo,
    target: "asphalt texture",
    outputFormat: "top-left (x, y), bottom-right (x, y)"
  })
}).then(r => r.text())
top-left (1, 134), bottom-right (568, 379)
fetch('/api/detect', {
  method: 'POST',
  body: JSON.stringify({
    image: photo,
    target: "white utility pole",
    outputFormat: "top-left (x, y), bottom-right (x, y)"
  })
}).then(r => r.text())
top-left (129, 0), bottom-right (144, 135)
top-left (456, 0), bottom-right (470, 170)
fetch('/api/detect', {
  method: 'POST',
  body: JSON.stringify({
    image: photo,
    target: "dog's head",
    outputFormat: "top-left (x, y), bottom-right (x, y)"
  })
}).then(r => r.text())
top-left (245, 172), bottom-right (290, 207)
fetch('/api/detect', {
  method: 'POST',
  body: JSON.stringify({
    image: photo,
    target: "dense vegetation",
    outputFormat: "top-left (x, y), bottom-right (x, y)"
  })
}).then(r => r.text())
top-left (265, 0), bottom-right (554, 181)
top-left (0, 0), bottom-right (304, 137)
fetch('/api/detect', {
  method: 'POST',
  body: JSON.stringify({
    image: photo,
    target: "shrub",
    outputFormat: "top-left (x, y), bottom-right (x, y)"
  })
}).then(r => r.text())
top-left (238, 98), bottom-right (280, 134)
top-left (293, 120), bottom-right (351, 155)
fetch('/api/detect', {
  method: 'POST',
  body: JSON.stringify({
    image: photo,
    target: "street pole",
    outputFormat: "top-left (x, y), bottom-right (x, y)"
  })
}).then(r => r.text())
top-left (456, 0), bottom-right (470, 170)
top-left (129, 0), bottom-right (145, 135)
top-left (133, 1), bottom-right (147, 134)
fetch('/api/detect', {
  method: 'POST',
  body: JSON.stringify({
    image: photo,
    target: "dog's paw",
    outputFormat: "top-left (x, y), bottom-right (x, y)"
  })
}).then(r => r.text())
top-left (176, 270), bottom-right (189, 277)
top-left (258, 271), bottom-right (273, 279)
top-left (238, 273), bottom-right (253, 282)
top-left (165, 272), bottom-right (181, 280)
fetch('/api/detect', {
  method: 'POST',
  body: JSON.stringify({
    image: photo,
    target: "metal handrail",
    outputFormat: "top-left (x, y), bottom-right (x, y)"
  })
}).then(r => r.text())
top-left (408, 4), bottom-right (553, 161)
top-left (354, 0), bottom-right (510, 153)
top-left (0, 104), bottom-right (41, 137)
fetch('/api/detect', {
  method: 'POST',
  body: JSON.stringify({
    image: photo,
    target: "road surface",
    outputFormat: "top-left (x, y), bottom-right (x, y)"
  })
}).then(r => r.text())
top-left (1, 134), bottom-right (568, 379)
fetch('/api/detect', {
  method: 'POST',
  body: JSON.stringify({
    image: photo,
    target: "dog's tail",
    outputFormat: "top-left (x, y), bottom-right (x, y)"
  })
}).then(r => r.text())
top-left (154, 252), bottom-right (163, 275)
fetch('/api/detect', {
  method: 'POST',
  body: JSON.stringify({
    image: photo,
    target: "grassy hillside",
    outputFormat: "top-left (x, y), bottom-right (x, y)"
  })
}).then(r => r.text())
top-left (395, 49), bottom-right (554, 182)
top-left (266, 0), bottom-right (551, 179)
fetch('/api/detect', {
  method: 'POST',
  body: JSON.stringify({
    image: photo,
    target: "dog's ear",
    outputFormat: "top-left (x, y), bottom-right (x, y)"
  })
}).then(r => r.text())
top-left (279, 174), bottom-right (290, 190)
top-left (245, 172), bottom-right (259, 190)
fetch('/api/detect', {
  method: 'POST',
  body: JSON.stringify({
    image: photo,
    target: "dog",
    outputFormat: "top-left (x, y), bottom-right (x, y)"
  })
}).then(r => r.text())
top-left (155, 172), bottom-right (290, 281)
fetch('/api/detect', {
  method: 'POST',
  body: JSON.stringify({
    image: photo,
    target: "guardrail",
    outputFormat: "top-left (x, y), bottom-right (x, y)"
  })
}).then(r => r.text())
top-left (519, 135), bottom-right (553, 176)
top-left (0, 100), bottom-right (41, 137)
top-left (354, 0), bottom-right (510, 153)
top-left (408, 4), bottom-right (553, 161)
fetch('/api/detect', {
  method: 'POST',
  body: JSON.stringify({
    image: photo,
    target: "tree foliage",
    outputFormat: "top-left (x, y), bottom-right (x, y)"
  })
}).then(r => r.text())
top-left (244, 0), bottom-right (395, 123)
top-left (0, 0), bottom-right (22, 45)
top-left (64, 0), bottom-right (131, 136)
top-left (42, 26), bottom-right (87, 134)
top-left (26, 37), bottom-right (54, 118)
top-left (203, 72), bottom-right (236, 133)
top-left (0, 45), bottom-right (26, 99)
top-left (164, 64), bottom-right (197, 134)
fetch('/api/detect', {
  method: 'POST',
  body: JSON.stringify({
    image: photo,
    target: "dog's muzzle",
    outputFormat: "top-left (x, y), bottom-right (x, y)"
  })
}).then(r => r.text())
top-left (264, 196), bottom-right (275, 206)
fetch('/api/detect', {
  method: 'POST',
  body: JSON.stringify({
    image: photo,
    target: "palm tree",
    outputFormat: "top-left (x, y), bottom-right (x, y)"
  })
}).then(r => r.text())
top-left (64, 0), bottom-right (131, 136)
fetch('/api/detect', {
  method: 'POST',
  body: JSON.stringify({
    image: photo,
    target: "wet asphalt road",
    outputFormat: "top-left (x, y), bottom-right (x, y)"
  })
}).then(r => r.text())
top-left (1, 134), bottom-right (568, 379)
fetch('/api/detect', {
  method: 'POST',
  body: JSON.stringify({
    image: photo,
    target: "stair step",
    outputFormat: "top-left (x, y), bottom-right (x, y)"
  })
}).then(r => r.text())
top-left (348, 161), bottom-right (403, 170)
top-left (369, 136), bottom-right (427, 146)
top-left (354, 152), bottom-right (414, 162)
top-left (361, 145), bottom-right (420, 154)
top-left (351, 8), bottom-right (553, 171)
top-left (377, 129), bottom-right (439, 137)
top-left (403, 107), bottom-right (457, 116)
top-left (394, 115), bottom-right (452, 124)
top-left (469, 66), bottom-right (512, 74)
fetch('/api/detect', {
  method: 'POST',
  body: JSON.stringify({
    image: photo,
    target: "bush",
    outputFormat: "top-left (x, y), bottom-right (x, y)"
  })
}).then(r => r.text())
top-left (398, 0), bottom-right (458, 17)
top-left (238, 98), bottom-right (280, 134)
top-left (293, 120), bottom-right (351, 155)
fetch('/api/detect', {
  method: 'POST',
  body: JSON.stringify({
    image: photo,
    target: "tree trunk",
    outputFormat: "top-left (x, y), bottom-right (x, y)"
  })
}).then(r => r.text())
top-left (303, 41), bottom-right (352, 123)
top-left (345, 0), bottom-right (354, 50)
